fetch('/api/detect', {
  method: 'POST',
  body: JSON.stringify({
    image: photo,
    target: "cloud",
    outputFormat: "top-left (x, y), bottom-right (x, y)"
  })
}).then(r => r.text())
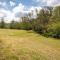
top-left (0, 3), bottom-right (25, 23)
top-left (13, 3), bottom-right (24, 13)
top-left (10, 1), bottom-right (15, 6)
top-left (0, 2), bottom-right (42, 23)
top-left (0, 2), bottom-right (6, 6)
top-left (0, 8), bottom-right (15, 23)
top-left (43, 0), bottom-right (60, 6)
top-left (0, 12), bottom-right (5, 17)
top-left (28, 6), bottom-right (42, 17)
top-left (33, 0), bottom-right (60, 6)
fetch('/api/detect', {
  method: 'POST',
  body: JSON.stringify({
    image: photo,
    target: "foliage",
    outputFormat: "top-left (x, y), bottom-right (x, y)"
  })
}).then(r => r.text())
top-left (0, 6), bottom-right (60, 38)
top-left (0, 18), bottom-right (5, 28)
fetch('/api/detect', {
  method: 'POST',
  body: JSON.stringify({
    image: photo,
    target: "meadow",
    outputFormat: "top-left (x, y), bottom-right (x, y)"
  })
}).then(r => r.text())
top-left (0, 29), bottom-right (60, 60)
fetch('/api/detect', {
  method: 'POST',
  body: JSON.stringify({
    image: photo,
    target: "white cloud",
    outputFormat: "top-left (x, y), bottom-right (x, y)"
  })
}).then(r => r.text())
top-left (0, 3), bottom-right (25, 23)
top-left (29, 6), bottom-right (42, 12)
top-left (0, 12), bottom-right (5, 17)
top-left (22, 6), bottom-right (42, 14)
top-left (10, 1), bottom-right (15, 6)
top-left (0, 9), bottom-right (15, 23)
top-left (43, 0), bottom-right (60, 6)
top-left (0, 2), bottom-right (42, 23)
top-left (29, 6), bottom-right (42, 18)
top-left (33, 0), bottom-right (60, 6)
top-left (0, 2), bottom-right (6, 6)
top-left (29, 6), bottom-right (42, 16)
top-left (13, 3), bottom-right (24, 13)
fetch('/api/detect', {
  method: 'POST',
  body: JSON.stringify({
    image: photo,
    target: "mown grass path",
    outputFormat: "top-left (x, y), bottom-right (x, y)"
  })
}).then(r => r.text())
top-left (0, 29), bottom-right (60, 60)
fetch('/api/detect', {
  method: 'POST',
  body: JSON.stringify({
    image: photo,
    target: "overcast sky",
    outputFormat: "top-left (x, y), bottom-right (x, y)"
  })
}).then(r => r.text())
top-left (0, 0), bottom-right (60, 23)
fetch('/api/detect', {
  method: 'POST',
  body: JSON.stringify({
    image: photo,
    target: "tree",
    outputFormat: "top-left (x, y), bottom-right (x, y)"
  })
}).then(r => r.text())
top-left (32, 8), bottom-right (50, 33)
top-left (20, 16), bottom-right (32, 30)
top-left (47, 6), bottom-right (60, 38)
top-left (10, 20), bottom-right (19, 29)
top-left (0, 18), bottom-right (5, 28)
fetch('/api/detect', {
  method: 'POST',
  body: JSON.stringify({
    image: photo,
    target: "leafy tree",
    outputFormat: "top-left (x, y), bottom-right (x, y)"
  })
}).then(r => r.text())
top-left (33, 8), bottom-right (50, 33)
top-left (47, 6), bottom-right (60, 38)
top-left (20, 14), bottom-right (32, 30)
top-left (10, 20), bottom-right (20, 29)
top-left (0, 18), bottom-right (5, 28)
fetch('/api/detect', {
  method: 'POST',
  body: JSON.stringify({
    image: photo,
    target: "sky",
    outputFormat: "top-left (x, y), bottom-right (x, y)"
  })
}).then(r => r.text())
top-left (0, 0), bottom-right (60, 23)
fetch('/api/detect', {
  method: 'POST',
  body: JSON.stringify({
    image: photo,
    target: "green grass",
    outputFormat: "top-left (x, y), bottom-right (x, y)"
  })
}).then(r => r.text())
top-left (0, 29), bottom-right (60, 60)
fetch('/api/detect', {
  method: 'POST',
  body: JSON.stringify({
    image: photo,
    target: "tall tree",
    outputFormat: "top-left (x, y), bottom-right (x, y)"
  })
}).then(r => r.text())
top-left (47, 6), bottom-right (60, 38)
top-left (10, 20), bottom-right (16, 29)
top-left (0, 18), bottom-right (5, 28)
top-left (33, 8), bottom-right (50, 33)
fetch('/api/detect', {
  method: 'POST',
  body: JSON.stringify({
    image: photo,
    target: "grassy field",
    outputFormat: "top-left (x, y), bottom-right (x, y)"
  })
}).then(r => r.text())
top-left (0, 29), bottom-right (60, 60)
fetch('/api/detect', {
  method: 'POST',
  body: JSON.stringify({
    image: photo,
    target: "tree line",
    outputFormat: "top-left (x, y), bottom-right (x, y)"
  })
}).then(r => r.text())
top-left (0, 6), bottom-right (60, 38)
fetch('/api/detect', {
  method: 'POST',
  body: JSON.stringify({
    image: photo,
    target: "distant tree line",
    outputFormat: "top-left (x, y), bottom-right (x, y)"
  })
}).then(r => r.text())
top-left (0, 6), bottom-right (60, 39)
